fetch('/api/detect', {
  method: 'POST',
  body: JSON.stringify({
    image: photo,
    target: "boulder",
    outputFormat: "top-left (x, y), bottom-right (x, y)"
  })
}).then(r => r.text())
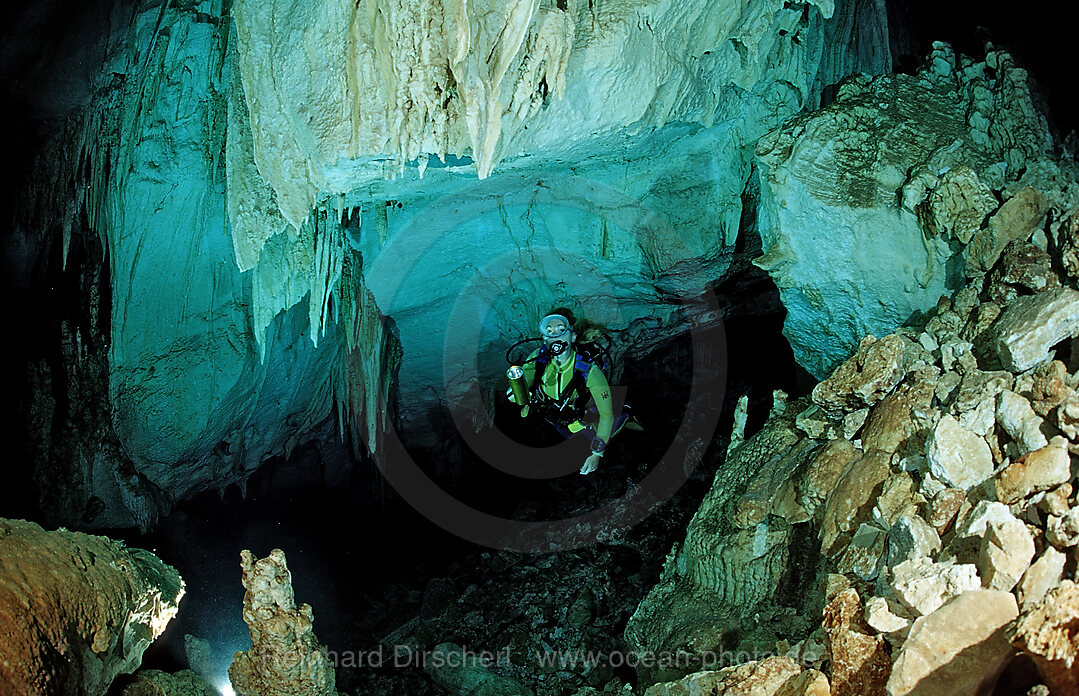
top-left (1028, 360), bottom-right (1073, 417)
top-left (1045, 507), bottom-right (1079, 548)
top-left (864, 596), bottom-right (911, 636)
top-left (886, 514), bottom-right (942, 569)
top-left (921, 165), bottom-right (998, 244)
top-left (887, 590), bottom-right (1018, 696)
top-left (811, 335), bottom-right (912, 417)
top-left (996, 390), bottom-right (1049, 456)
top-left (0, 518), bottom-right (184, 696)
top-left (964, 187), bottom-right (1050, 274)
top-left (1056, 395), bottom-right (1079, 440)
top-left (643, 657), bottom-right (804, 696)
top-left (774, 669), bottom-right (830, 696)
top-left (822, 589), bottom-right (890, 696)
top-left (925, 415), bottom-right (993, 491)
top-left (889, 557), bottom-right (981, 617)
top-left (838, 524), bottom-right (887, 581)
top-left (985, 241), bottom-right (1061, 305)
top-left (995, 440), bottom-right (1071, 504)
top-left (988, 287), bottom-right (1079, 373)
top-left (1017, 547), bottom-right (1066, 610)
top-left (926, 488), bottom-right (965, 535)
top-left (977, 518), bottom-right (1035, 592)
top-left (799, 440), bottom-right (860, 521)
top-left (821, 451), bottom-right (892, 555)
top-left (1009, 581), bottom-right (1079, 695)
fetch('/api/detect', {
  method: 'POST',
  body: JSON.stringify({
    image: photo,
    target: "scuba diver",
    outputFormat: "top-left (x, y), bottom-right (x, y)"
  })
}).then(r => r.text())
top-left (506, 310), bottom-right (640, 475)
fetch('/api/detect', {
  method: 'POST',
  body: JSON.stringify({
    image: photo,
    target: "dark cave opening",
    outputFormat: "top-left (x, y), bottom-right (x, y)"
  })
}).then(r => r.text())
top-left (110, 245), bottom-right (812, 695)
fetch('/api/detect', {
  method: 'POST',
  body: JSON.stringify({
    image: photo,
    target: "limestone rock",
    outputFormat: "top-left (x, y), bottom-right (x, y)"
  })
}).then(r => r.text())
top-left (940, 339), bottom-right (978, 374)
top-left (920, 165), bottom-right (998, 244)
top-left (1017, 547), bottom-right (1066, 610)
top-left (1028, 360), bottom-right (1073, 417)
top-left (838, 524), bottom-right (887, 581)
top-left (821, 589), bottom-right (890, 696)
top-left (864, 596), bottom-right (911, 636)
top-left (821, 450), bottom-right (892, 555)
top-left (926, 488), bottom-right (965, 535)
top-left (643, 657), bottom-right (805, 696)
top-left (1046, 507), bottom-right (1079, 548)
top-left (873, 473), bottom-right (923, 528)
top-left (0, 518), bottom-right (184, 696)
top-left (996, 390), bottom-right (1049, 456)
top-left (228, 549), bottom-right (339, 696)
top-left (811, 335), bottom-right (912, 416)
top-left (988, 287), bottom-right (1079, 373)
top-left (774, 669), bottom-right (830, 696)
top-left (952, 370), bottom-right (1013, 412)
top-left (925, 415), bottom-right (993, 491)
top-left (995, 440), bottom-right (1071, 504)
top-left (1055, 394), bottom-right (1079, 439)
top-left (799, 440), bottom-right (860, 521)
top-left (425, 642), bottom-right (533, 696)
top-left (889, 557), bottom-right (980, 617)
top-left (887, 590), bottom-right (1018, 696)
top-left (986, 241), bottom-right (1061, 305)
top-left (1061, 207), bottom-right (1079, 281)
top-left (965, 187), bottom-right (1050, 274)
top-left (860, 379), bottom-right (935, 455)
top-left (886, 514), bottom-right (941, 569)
top-left (977, 518), bottom-right (1035, 591)
top-left (1009, 581), bottom-right (1079, 695)
top-left (1038, 483), bottom-right (1072, 518)
top-left (122, 670), bottom-right (214, 696)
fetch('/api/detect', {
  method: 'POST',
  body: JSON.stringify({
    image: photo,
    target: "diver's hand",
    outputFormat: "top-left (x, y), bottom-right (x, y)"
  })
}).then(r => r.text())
top-left (579, 454), bottom-right (601, 475)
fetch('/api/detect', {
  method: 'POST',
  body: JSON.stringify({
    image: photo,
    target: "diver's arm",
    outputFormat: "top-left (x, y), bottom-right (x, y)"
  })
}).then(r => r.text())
top-left (586, 365), bottom-right (614, 446)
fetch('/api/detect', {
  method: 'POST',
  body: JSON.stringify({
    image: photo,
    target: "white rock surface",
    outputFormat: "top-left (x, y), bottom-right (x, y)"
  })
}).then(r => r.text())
top-left (887, 590), bottom-right (1018, 696)
top-left (886, 514), bottom-right (942, 569)
top-left (926, 415), bottom-right (993, 491)
top-left (890, 557), bottom-right (981, 617)
top-left (1017, 547), bottom-right (1066, 609)
top-left (996, 390), bottom-right (1049, 455)
top-left (989, 287), bottom-right (1079, 373)
top-left (977, 518), bottom-right (1035, 592)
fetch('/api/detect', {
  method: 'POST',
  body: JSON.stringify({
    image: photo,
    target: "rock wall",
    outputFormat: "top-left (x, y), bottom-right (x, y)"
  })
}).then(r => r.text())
top-left (0, 518), bottom-right (184, 696)
top-left (628, 137), bottom-right (1079, 694)
top-left (4, 0), bottom-right (890, 516)
top-left (754, 44), bottom-right (1067, 379)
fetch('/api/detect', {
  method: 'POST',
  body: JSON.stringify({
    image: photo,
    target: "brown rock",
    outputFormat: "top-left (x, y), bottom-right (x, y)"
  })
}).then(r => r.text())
top-left (1056, 394), bottom-right (1079, 440)
top-left (860, 379), bottom-right (934, 455)
top-left (874, 473), bottom-right (923, 527)
top-left (643, 657), bottom-right (804, 696)
top-left (1009, 580), bottom-right (1079, 695)
top-left (961, 302), bottom-right (1002, 344)
top-left (1059, 206), bottom-right (1079, 281)
top-left (228, 549), bottom-right (339, 696)
top-left (1037, 483), bottom-right (1072, 518)
top-left (821, 450), bottom-right (892, 555)
top-left (1028, 360), bottom-right (1073, 417)
top-left (996, 440), bottom-right (1071, 504)
top-left (822, 589), bottom-right (890, 696)
top-left (774, 669), bottom-right (830, 696)
top-left (0, 518), bottom-right (184, 696)
top-left (812, 335), bottom-right (912, 417)
top-left (888, 590), bottom-right (1018, 696)
top-left (798, 440), bottom-right (860, 522)
top-left (926, 488), bottom-right (965, 534)
top-left (986, 241), bottom-right (1061, 305)
top-left (965, 187), bottom-right (1050, 274)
